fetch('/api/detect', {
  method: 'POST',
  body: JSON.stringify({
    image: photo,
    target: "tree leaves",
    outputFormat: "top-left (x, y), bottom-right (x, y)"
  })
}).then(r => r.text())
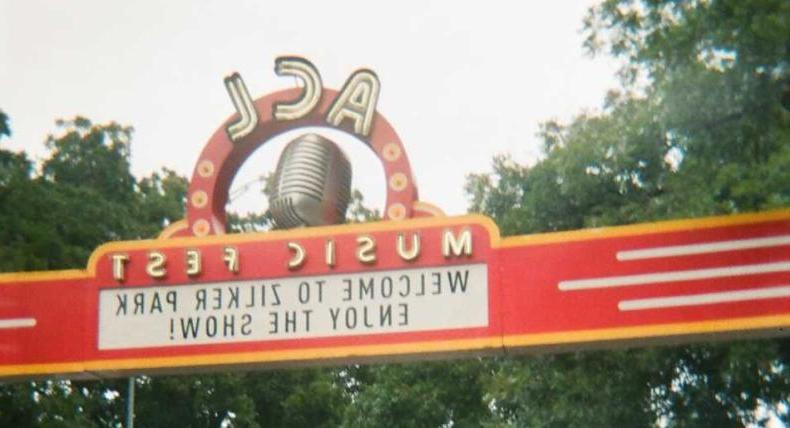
top-left (0, 110), bottom-right (10, 139)
top-left (465, 1), bottom-right (790, 425)
top-left (0, 117), bottom-right (193, 427)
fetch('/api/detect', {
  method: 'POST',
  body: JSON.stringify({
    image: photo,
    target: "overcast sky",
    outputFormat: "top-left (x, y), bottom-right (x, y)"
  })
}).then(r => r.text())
top-left (1, 0), bottom-right (618, 216)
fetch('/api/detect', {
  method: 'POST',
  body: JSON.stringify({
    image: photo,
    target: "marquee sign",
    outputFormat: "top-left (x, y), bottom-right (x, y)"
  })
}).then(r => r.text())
top-left (0, 57), bottom-right (788, 380)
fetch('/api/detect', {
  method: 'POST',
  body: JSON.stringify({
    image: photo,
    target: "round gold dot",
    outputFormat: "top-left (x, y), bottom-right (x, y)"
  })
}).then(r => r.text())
top-left (387, 203), bottom-right (407, 220)
top-left (382, 143), bottom-right (402, 162)
top-left (192, 219), bottom-right (210, 237)
top-left (197, 160), bottom-right (215, 178)
top-left (389, 173), bottom-right (408, 192)
top-left (191, 191), bottom-right (208, 208)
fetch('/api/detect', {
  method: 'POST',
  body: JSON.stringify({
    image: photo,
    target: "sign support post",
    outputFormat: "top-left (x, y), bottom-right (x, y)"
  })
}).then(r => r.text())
top-left (126, 377), bottom-right (135, 428)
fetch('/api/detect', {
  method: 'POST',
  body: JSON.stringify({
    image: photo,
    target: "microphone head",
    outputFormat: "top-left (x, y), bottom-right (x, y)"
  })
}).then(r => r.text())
top-left (269, 133), bottom-right (352, 228)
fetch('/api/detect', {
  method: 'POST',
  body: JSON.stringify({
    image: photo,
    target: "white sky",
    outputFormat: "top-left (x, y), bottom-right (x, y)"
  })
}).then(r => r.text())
top-left (0, 0), bottom-right (618, 216)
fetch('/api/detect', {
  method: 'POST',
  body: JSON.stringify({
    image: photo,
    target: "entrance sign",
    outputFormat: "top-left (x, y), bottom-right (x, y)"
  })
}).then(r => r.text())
top-left (0, 57), bottom-right (788, 379)
top-left (1, 211), bottom-right (787, 379)
top-left (98, 264), bottom-right (489, 350)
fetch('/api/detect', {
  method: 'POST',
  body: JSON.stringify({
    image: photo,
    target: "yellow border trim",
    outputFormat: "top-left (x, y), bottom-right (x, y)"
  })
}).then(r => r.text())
top-left (2, 209), bottom-right (785, 284)
top-left (0, 209), bottom-right (787, 376)
top-left (413, 200), bottom-right (447, 217)
top-left (0, 214), bottom-right (501, 284)
top-left (157, 219), bottom-right (189, 239)
top-left (498, 208), bottom-right (790, 248)
top-left (3, 314), bottom-right (789, 377)
top-left (0, 210), bottom-right (790, 283)
top-left (504, 314), bottom-right (790, 348)
top-left (0, 337), bottom-right (503, 377)
top-left (0, 269), bottom-right (86, 283)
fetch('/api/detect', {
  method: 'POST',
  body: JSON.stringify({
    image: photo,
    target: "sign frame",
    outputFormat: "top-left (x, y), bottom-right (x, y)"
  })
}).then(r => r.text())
top-left (0, 56), bottom-right (787, 380)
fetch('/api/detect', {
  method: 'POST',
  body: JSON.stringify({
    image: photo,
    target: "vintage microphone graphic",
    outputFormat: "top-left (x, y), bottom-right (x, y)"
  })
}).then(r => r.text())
top-left (269, 133), bottom-right (352, 228)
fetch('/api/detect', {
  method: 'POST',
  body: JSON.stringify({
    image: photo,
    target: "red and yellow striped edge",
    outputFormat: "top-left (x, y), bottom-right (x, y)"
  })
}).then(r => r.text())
top-left (0, 209), bottom-right (787, 377)
top-left (499, 208), bottom-right (790, 247)
top-left (6, 314), bottom-right (789, 378)
top-left (0, 211), bottom-right (498, 284)
top-left (503, 314), bottom-right (790, 349)
top-left (2, 337), bottom-right (505, 378)
top-left (3, 209), bottom-right (786, 284)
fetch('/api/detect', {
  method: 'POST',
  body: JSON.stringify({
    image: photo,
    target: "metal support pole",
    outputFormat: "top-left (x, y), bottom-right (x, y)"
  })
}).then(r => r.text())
top-left (125, 376), bottom-right (135, 428)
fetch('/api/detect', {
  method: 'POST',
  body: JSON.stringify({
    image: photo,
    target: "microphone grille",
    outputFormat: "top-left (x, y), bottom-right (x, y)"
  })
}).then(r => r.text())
top-left (270, 133), bottom-right (352, 228)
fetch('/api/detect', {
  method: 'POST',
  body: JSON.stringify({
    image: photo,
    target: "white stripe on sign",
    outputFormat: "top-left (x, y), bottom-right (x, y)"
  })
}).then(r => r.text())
top-left (558, 261), bottom-right (790, 291)
top-left (617, 235), bottom-right (790, 261)
top-left (0, 318), bottom-right (36, 329)
top-left (618, 285), bottom-right (790, 311)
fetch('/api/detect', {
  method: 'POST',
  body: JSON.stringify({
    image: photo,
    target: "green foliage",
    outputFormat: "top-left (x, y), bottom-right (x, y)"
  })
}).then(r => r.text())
top-left (0, 118), bottom-right (187, 272)
top-left (463, 1), bottom-right (790, 426)
top-left (244, 368), bottom-right (347, 427)
top-left (341, 361), bottom-right (490, 428)
top-left (0, 116), bottom-right (191, 427)
top-left (584, 0), bottom-right (789, 86)
top-left (43, 118), bottom-right (136, 204)
top-left (131, 369), bottom-right (350, 428)
top-left (346, 190), bottom-right (381, 223)
top-left (0, 116), bottom-right (377, 427)
top-left (0, 380), bottom-right (125, 428)
top-left (0, 110), bottom-right (10, 139)
top-left (134, 374), bottom-right (257, 428)
top-left (136, 168), bottom-right (188, 237)
top-left (483, 352), bottom-right (656, 427)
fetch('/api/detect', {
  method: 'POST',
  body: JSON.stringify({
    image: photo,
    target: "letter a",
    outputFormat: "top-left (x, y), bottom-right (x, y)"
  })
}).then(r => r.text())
top-left (326, 70), bottom-right (380, 137)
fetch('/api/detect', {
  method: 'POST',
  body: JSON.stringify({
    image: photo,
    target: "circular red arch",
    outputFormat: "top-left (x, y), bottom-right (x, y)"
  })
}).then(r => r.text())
top-left (179, 87), bottom-right (419, 237)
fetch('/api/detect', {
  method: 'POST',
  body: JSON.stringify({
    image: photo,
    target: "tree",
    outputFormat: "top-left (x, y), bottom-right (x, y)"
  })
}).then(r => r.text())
top-left (463, 1), bottom-right (789, 425)
top-left (0, 118), bottom-right (188, 272)
top-left (0, 115), bottom-right (362, 427)
top-left (0, 116), bottom-right (192, 427)
top-left (339, 361), bottom-right (492, 427)
top-left (0, 110), bottom-right (9, 139)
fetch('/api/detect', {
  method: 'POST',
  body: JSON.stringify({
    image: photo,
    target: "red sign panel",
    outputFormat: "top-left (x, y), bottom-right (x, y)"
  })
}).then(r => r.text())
top-left (0, 210), bottom-right (787, 379)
